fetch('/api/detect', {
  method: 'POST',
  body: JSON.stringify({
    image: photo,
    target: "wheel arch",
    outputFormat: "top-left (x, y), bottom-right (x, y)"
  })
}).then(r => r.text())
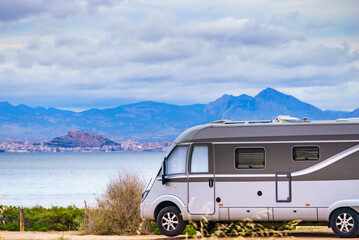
top-left (151, 195), bottom-right (188, 220)
top-left (326, 200), bottom-right (359, 220)
top-left (154, 201), bottom-right (180, 220)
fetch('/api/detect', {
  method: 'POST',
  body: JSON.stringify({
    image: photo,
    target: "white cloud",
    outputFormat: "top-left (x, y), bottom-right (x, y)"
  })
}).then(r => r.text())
top-left (0, 54), bottom-right (5, 63)
top-left (0, 0), bottom-right (118, 22)
top-left (180, 17), bottom-right (304, 46)
top-left (54, 35), bottom-right (88, 48)
top-left (282, 81), bottom-right (359, 111)
top-left (0, 0), bottom-right (358, 111)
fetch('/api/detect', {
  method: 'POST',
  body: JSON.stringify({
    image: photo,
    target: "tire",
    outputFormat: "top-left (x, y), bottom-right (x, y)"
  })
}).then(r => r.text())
top-left (330, 208), bottom-right (359, 238)
top-left (156, 206), bottom-right (186, 236)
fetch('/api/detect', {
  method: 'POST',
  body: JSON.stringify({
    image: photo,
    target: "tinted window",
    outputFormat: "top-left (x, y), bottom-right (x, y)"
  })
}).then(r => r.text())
top-left (293, 146), bottom-right (319, 161)
top-left (235, 148), bottom-right (265, 169)
top-left (166, 146), bottom-right (188, 175)
top-left (190, 146), bottom-right (209, 173)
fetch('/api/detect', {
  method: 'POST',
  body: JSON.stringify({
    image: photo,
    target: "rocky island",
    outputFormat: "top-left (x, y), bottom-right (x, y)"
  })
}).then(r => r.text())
top-left (0, 131), bottom-right (171, 153)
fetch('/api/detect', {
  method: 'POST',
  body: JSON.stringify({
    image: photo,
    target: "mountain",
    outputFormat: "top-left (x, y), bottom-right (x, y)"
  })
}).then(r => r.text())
top-left (45, 130), bottom-right (120, 148)
top-left (0, 88), bottom-right (358, 142)
top-left (205, 88), bottom-right (326, 120)
top-left (0, 100), bottom-right (206, 142)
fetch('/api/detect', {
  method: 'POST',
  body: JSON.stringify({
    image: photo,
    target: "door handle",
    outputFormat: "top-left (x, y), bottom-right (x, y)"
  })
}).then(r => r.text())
top-left (209, 178), bottom-right (214, 188)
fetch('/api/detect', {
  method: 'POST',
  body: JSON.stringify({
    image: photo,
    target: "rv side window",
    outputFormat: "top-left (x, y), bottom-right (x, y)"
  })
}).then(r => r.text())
top-left (235, 148), bottom-right (265, 169)
top-left (190, 146), bottom-right (209, 173)
top-left (166, 146), bottom-right (188, 175)
top-left (293, 146), bottom-right (319, 161)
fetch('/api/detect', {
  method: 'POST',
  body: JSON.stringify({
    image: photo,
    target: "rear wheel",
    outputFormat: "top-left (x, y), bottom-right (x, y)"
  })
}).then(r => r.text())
top-left (156, 206), bottom-right (186, 236)
top-left (330, 208), bottom-right (359, 238)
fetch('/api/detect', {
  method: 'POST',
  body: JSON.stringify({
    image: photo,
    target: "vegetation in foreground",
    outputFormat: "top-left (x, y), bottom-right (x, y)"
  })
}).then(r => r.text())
top-left (85, 171), bottom-right (152, 235)
top-left (0, 171), bottom-right (300, 238)
top-left (84, 171), bottom-right (300, 238)
top-left (189, 218), bottom-right (300, 238)
top-left (0, 205), bottom-right (84, 231)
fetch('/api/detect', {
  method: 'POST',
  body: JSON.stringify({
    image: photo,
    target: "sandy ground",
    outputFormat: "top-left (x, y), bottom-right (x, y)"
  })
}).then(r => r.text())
top-left (0, 231), bottom-right (177, 240)
top-left (0, 228), bottom-right (343, 240)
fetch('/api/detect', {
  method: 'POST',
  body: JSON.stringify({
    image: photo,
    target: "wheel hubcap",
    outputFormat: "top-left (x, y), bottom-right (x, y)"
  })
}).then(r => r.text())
top-left (161, 212), bottom-right (178, 231)
top-left (336, 213), bottom-right (354, 233)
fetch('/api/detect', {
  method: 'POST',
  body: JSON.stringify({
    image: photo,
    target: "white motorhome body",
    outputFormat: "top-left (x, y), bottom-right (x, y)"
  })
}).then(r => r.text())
top-left (140, 117), bottom-right (359, 237)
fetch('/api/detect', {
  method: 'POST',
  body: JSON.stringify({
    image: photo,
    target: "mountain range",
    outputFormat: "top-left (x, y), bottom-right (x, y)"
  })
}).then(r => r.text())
top-left (1, 88), bottom-right (358, 142)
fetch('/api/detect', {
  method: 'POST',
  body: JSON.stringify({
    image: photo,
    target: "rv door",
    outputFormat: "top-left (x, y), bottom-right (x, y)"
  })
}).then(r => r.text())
top-left (275, 172), bottom-right (291, 202)
top-left (187, 144), bottom-right (215, 215)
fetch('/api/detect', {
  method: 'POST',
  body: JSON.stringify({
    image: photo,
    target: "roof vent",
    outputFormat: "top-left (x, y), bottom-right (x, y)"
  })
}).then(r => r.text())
top-left (211, 120), bottom-right (234, 124)
top-left (275, 115), bottom-right (299, 123)
top-left (211, 119), bottom-right (272, 124)
top-left (337, 118), bottom-right (359, 122)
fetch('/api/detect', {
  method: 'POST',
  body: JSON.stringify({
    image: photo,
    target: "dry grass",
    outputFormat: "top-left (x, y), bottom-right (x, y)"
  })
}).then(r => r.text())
top-left (56, 236), bottom-right (70, 240)
top-left (188, 218), bottom-right (301, 239)
top-left (84, 171), bottom-right (152, 235)
top-left (84, 172), bottom-right (300, 238)
top-left (0, 206), bottom-right (7, 226)
top-left (296, 226), bottom-right (328, 230)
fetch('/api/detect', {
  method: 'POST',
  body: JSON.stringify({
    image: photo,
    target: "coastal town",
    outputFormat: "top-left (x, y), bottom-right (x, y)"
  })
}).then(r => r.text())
top-left (0, 131), bottom-right (172, 153)
top-left (0, 140), bottom-right (172, 153)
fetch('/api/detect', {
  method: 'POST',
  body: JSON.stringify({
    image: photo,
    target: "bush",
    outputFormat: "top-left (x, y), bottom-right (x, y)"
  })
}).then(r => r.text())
top-left (0, 205), bottom-right (84, 231)
top-left (85, 171), bottom-right (152, 235)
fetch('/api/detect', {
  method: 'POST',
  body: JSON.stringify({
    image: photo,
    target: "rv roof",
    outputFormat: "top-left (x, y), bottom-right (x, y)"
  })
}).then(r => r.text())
top-left (211, 115), bottom-right (359, 125)
top-left (171, 117), bottom-right (359, 146)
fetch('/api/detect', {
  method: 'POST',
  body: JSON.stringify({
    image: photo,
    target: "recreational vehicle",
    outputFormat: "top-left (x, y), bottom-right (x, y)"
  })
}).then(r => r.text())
top-left (140, 116), bottom-right (359, 238)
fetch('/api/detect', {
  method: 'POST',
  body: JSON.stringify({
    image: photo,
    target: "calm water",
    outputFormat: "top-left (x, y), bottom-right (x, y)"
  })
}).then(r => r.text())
top-left (0, 152), bottom-right (163, 208)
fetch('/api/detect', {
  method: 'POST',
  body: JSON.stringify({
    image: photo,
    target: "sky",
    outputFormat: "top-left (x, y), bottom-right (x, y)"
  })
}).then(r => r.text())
top-left (0, 0), bottom-right (358, 112)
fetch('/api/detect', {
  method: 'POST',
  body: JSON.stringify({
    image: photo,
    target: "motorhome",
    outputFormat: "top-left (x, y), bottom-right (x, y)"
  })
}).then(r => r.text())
top-left (140, 116), bottom-right (359, 238)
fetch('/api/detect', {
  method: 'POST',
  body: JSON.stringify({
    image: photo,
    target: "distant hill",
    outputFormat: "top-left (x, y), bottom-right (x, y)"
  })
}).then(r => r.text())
top-left (45, 130), bottom-right (120, 148)
top-left (0, 88), bottom-right (358, 142)
top-left (205, 88), bottom-right (328, 120)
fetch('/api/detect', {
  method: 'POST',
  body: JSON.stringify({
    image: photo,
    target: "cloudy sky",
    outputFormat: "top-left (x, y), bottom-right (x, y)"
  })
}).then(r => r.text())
top-left (0, 0), bottom-right (358, 111)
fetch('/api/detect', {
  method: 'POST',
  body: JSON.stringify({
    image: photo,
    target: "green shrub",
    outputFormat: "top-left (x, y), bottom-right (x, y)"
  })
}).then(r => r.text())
top-left (0, 205), bottom-right (84, 231)
top-left (148, 221), bottom-right (161, 235)
top-left (183, 224), bottom-right (197, 236)
top-left (3, 221), bottom-right (20, 231)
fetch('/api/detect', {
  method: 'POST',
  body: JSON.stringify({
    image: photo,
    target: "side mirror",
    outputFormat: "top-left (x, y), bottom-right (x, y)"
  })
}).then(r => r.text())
top-left (162, 157), bottom-right (167, 185)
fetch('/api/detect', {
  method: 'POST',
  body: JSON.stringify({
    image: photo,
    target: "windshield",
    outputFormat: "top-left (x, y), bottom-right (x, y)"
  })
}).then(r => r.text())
top-left (165, 146), bottom-right (188, 175)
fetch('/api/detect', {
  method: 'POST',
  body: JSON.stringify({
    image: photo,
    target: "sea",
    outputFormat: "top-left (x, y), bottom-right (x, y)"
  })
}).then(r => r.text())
top-left (0, 152), bottom-right (164, 208)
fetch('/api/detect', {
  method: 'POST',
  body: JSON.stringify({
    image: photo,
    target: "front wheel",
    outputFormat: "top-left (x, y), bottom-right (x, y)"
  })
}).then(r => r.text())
top-left (156, 206), bottom-right (186, 236)
top-left (330, 208), bottom-right (359, 238)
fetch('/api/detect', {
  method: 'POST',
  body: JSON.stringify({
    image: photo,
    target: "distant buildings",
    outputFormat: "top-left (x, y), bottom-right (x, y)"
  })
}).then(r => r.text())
top-left (0, 130), bottom-right (173, 153)
top-left (0, 140), bottom-right (172, 153)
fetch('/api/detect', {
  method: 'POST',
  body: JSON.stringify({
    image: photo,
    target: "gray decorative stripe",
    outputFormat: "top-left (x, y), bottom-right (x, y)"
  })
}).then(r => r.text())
top-left (168, 145), bottom-right (359, 179)
top-left (217, 145), bottom-right (359, 178)
top-left (213, 140), bottom-right (359, 144)
top-left (292, 144), bottom-right (359, 177)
